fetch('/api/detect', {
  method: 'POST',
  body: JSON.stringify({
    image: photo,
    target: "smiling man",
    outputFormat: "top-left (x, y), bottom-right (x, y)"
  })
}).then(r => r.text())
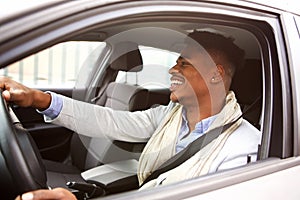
top-left (0, 31), bottom-right (261, 200)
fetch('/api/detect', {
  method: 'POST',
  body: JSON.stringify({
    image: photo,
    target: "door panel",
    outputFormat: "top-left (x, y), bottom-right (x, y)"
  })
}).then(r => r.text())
top-left (13, 88), bottom-right (74, 162)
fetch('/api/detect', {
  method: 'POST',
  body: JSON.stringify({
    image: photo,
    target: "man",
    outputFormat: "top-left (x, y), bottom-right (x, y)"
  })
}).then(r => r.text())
top-left (1, 31), bottom-right (261, 200)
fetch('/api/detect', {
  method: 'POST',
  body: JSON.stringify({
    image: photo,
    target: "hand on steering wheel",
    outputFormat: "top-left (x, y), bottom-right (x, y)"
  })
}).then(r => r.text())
top-left (0, 89), bottom-right (48, 199)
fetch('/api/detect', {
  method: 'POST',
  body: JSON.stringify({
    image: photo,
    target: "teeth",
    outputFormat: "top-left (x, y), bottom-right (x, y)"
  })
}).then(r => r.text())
top-left (171, 80), bottom-right (183, 85)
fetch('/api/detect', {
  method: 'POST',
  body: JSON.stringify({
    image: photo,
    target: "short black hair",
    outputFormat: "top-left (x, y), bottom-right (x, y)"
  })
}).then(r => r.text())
top-left (186, 31), bottom-right (245, 77)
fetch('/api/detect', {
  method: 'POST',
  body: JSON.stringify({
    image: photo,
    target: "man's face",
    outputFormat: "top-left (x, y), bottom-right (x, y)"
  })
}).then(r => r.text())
top-left (169, 44), bottom-right (216, 105)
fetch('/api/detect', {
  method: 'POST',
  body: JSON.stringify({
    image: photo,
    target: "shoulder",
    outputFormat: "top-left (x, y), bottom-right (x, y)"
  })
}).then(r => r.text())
top-left (225, 119), bottom-right (261, 148)
top-left (147, 101), bottom-right (178, 115)
top-left (209, 120), bottom-right (261, 172)
top-left (231, 119), bottom-right (261, 141)
top-left (218, 119), bottom-right (261, 160)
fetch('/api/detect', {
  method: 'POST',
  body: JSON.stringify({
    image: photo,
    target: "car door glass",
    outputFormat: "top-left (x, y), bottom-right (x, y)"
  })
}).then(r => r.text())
top-left (0, 41), bottom-right (104, 88)
top-left (115, 45), bottom-right (179, 89)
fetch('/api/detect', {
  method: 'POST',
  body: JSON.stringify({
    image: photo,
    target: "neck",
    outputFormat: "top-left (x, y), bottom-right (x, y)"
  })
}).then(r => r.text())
top-left (183, 93), bottom-right (226, 131)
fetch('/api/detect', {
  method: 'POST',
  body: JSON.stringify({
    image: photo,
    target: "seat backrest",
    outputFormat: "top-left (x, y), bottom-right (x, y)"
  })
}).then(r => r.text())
top-left (104, 82), bottom-right (149, 111)
top-left (230, 59), bottom-right (263, 128)
top-left (93, 41), bottom-right (144, 106)
top-left (109, 41), bottom-right (143, 73)
top-left (94, 42), bottom-right (149, 112)
top-left (147, 88), bottom-right (171, 108)
top-left (71, 42), bottom-right (149, 170)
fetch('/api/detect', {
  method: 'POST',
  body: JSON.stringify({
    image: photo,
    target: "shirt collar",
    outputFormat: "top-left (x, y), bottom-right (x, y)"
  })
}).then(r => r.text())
top-left (182, 108), bottom-right (217, 133)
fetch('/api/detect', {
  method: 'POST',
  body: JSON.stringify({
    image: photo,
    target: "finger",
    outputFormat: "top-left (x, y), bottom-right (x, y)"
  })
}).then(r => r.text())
top-left (21, 188), bottom-right (76, 200)
top-left (2, 90), bottom-right (11, 101)
top-left (15, 195), bottom-right (22, 200)
top-left (20, 192), bottom-right (34, 200)
top-left (0, 76), bottom-right (10, 91)
top-left (6, 88), bottom-right (27, 103)
top-left (0, 76), bottom-right (5, 89)
top-left (21, 190), bottom-right (58, 200)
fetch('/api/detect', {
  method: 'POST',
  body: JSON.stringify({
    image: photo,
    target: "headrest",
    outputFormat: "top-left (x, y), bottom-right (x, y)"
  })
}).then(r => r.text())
top-left (110, 41), bottom-right (143, 72)
top-left (230, 59), bottom-right (262, 105)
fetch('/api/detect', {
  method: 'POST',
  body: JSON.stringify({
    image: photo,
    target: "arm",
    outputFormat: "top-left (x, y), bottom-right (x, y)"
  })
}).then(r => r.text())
top-left (52, 95), bottom-right (173, 142)
top-left (1, 76), bottom-right (174, 142)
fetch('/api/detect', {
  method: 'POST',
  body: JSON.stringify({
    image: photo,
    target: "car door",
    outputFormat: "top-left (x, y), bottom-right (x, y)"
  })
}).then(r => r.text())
top-left (1, 0), bottom-right (300, 199)
top-left (12, 89), bottom-right (73, 162)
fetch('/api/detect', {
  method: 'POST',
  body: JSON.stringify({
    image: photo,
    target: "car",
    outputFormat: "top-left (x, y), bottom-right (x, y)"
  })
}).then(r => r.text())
top-left (0, 0), bottom-right (300, 199)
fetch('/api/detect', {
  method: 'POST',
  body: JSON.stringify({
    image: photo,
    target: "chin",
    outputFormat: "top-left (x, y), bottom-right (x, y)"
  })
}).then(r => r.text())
top-left (170, 93), bottom-right (179, 103)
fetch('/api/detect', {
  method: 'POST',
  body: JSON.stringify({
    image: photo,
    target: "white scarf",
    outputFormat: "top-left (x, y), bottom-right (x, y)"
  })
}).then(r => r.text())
top-left (138, 91), bottom-right (242, 187)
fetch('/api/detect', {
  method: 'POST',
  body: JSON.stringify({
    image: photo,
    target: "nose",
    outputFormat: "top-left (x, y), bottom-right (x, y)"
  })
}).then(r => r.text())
top-left (169, 64), bottom-right (179, 74)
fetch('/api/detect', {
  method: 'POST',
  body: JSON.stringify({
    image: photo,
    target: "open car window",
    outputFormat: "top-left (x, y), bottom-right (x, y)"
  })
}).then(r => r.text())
top-left (0, 1), bottom-right (297, 199)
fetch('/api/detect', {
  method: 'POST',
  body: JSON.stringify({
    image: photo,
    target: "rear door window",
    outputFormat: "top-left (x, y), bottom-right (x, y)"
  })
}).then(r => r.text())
top-left (116, 46), bottom-right (179, 89)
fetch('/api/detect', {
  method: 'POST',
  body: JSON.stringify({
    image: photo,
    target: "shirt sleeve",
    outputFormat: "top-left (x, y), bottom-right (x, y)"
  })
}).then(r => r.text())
top-left (37, 91), bottom-right (63, 119)
top-left (51, 96), bottom-right (175, 142)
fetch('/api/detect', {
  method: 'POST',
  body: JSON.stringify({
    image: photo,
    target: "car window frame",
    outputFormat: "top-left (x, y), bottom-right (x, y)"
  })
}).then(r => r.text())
top-left (0, 0), bottom-right (297, 198)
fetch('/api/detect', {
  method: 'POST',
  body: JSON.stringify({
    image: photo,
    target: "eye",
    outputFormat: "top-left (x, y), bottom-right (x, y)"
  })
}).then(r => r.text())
top-left (181, 61), bottom-right (191, 67)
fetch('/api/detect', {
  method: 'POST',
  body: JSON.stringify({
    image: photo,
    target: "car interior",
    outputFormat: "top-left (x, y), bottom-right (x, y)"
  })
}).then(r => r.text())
top-left (46, 22), bottom-right (262, 196)
top-left (1, 18), bottom-right (264, 199)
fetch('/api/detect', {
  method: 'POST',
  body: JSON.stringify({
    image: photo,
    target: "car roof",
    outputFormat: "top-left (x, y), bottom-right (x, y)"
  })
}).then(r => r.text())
top-left (0, 0), bottom-right (297, 68)
top-left (0, 0), bottom-right (299, 22)
top-left (242, 0), bottom-right (300, 14)
top-left (0, 0), bottom-right (124, 23)
top-left (0, 0), bottom-right (59, 21)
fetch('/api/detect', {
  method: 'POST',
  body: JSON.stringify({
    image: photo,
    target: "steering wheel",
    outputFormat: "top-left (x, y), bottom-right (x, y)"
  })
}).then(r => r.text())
top-left (0, 90), bottom-right (47, 199)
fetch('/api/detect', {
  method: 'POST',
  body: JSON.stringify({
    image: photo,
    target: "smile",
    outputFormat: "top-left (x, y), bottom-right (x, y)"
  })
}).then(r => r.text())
top-left (171, 79), bottom-right (184, 85)
top-left (170, 76), bottom-right (185, 91)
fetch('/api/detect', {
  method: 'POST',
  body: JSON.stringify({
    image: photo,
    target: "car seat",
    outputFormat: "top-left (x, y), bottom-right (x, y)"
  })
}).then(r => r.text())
top-left (230, 59), bottom-right (263, 129)
top-left (44, 41), bottom-right (150, 189)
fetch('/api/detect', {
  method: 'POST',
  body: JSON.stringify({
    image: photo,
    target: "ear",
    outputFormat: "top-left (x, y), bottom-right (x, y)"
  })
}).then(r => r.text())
top-left (210, 64), bottom-right (225, 84)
